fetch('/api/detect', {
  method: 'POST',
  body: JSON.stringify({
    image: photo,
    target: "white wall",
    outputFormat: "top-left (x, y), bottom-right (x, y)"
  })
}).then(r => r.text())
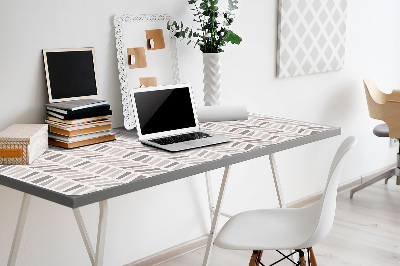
top-left (1, 0), bottom-right (400, 265)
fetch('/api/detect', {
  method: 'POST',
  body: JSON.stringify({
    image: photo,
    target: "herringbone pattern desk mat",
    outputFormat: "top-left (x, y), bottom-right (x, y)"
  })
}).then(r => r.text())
top-left (0, 114), bottom-right (330, 195)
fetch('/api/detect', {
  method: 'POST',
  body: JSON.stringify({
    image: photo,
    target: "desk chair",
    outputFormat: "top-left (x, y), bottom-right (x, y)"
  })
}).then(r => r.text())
top-left (214, 137), bottom-right (356, 266)
top-left (350, 78), bottom-right (400, 198)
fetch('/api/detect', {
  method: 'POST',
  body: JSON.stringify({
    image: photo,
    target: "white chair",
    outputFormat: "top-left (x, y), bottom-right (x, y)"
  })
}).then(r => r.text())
top-left (214, 136), bottom-right (356, 266)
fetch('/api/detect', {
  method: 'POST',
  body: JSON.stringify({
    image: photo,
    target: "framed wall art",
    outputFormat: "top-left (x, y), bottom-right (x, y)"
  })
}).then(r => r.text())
top-left (114, 13), bottom-right (180, 129)
top-left (276, 0), bottom-right (347, 78)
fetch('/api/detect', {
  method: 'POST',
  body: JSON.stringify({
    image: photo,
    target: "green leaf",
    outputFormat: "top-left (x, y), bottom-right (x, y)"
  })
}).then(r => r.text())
top-left (200, 2), bottom-right (208, 10)
top-left (226, 30), bottom-right (242, 44)
top-left (228, 0), bottom-right (238, 11)
top-left (210, 0), bottom-right (219, 6)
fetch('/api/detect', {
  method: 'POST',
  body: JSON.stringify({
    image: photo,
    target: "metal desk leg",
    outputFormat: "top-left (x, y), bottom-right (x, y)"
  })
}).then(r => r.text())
top-left (95, 201), bottom-right (108, 266)
top-left (202, 166), bottom-right (231, 266)
top-left (205, 171), bottom-right (214, 222)
top-left (269, 153), bottom-right (286, 208)
top-left (73, 208), bottom-right (95, 265)
top-left (8, 193), bottom-right (31, 266)
top-left (74, 200), bottom-right (108, 266)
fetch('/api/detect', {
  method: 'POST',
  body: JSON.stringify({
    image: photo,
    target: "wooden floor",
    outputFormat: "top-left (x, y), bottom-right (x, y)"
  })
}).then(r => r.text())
top-left (160, 178), bottom-right (400, 266)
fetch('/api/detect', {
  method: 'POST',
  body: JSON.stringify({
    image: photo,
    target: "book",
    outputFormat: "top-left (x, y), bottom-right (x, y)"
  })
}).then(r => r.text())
top-left (46, 104), bottom-right (110, 115)
top-left (47, 109), bottom-right (112, 120)
top-left (46, 115), bottom-right (111, 125)
top-left (49, 124), bottom-right (112, 137)
top-left (48, 135), bottom-right (115, 149)
top-left (44, 99), bottom-right (108, 111)
top-left (49, 130), bottom-right (112, 143)
top-left (45, 119), bottom-right (111, 131)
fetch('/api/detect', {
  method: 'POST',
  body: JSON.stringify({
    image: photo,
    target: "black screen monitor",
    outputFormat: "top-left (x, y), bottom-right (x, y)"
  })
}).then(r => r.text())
top-left (43, 48), bottom-right (99, 103)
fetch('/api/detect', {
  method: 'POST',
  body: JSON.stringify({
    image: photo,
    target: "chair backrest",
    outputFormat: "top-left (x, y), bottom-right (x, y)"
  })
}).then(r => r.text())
top-left (302, 136), bottom-right (356, 248)
top-left (364, 78), bottom-right (387, 120)
top-left (363, 78), bottom-right (400, 138)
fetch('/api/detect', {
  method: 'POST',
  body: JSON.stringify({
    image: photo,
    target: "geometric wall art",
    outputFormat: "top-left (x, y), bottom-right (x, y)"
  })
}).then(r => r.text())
top-left (277, 0), bottom-right (347, 78)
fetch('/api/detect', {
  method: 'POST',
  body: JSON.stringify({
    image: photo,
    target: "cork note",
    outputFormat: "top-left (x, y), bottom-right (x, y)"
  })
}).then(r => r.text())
top-left (140, 77), bottom-right (158, 87)
top-left (145, 29), bottom-right (165, 50)
top-left (127, 47), bottom-right (147, 69)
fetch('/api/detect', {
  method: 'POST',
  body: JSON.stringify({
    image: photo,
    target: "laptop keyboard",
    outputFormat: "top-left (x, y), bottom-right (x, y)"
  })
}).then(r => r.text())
top-left (149, 132), bottom-right (211, 145)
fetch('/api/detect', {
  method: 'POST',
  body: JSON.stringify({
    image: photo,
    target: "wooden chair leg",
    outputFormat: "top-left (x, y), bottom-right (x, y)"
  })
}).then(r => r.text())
top-left (249, 250), bottom-right (263, 266)
top-left (308, 247), bottom-right (318, 266)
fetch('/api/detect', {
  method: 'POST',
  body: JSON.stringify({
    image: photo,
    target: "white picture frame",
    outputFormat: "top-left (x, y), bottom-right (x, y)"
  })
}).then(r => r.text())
top-left (114, 13), bottom-right (180, 130)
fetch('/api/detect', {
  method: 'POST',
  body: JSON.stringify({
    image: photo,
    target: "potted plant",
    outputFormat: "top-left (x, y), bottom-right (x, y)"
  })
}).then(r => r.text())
top-left (167, 0), bottom-right (242, 106)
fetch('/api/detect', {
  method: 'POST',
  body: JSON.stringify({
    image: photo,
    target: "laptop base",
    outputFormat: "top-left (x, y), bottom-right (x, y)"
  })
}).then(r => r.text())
top-left (141, 133), bottom-right (231, 152)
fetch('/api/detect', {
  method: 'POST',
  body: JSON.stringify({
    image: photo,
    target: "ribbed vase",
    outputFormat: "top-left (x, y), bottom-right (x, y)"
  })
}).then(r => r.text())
top-left (202, 53), bottom-right (222, 106)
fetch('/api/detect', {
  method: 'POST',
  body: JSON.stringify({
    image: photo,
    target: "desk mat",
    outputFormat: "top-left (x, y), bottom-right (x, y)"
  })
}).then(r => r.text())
top-left (0, 114), bottom-right (331, 196)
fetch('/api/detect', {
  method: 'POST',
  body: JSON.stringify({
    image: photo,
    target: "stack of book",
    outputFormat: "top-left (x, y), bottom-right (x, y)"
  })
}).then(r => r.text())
top-left (45, 99), bottom-right (115, 148)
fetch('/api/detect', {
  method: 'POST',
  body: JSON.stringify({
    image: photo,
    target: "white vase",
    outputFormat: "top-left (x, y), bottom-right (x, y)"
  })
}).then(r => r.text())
top-left (202, 53), bottom-right (222, 106)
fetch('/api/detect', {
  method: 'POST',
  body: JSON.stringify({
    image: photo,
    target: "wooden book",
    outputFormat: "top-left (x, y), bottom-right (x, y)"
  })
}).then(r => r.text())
top-left (46, 115), bottom-right (111, 125)
top-left (45, 119), bottom-right (111, 130)
top-left (49, 124), bottom-right (112, 137)
top-left (48, 135), bottom-right (115, 149)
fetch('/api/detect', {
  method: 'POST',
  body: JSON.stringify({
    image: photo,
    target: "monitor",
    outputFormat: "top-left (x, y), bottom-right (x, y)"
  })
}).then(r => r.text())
top-left (43, 47), bottom-right (99, 103)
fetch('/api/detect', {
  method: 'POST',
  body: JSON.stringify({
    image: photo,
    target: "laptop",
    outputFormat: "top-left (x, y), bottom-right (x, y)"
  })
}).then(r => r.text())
top-left (130, 84), bottom-right (232, 152)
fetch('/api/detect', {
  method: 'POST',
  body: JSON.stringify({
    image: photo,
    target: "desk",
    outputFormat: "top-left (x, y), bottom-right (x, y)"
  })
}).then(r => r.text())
top-left (0, 114), bottom-right (340, 266)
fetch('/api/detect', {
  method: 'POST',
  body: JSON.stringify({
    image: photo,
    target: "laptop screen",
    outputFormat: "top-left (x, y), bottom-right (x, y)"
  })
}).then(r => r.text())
top-left (134, 86), bottom-right (196, 135)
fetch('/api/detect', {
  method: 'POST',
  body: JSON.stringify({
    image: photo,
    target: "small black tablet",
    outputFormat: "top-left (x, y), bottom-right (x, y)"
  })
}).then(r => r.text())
top-left (43, 48), bottom-right (99, 103)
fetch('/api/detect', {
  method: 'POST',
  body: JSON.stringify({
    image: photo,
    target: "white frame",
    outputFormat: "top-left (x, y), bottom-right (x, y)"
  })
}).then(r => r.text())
top-left (43, 47), bottom-right (100, 103)
top-left (130, 84), bottom-right (199, 141)
top-left (114, 13), bottom-right (180, 130)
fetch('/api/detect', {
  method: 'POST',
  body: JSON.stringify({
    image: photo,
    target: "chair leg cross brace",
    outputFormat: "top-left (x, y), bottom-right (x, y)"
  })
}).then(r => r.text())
top-left (251, 248), bottom-right (316, 266)
top-left (273, 250), bottom-right (301, 265)
top-left (252, 249), bottom-right (310, 266)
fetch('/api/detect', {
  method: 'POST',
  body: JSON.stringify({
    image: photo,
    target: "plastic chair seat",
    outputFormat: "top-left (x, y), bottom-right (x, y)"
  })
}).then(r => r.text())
top-left (215, 203), bottom-right (320, 250)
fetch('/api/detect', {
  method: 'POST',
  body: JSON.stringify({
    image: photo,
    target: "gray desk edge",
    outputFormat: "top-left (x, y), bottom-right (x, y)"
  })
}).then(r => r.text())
top-left (0, 126), bottom-right (340, 209)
